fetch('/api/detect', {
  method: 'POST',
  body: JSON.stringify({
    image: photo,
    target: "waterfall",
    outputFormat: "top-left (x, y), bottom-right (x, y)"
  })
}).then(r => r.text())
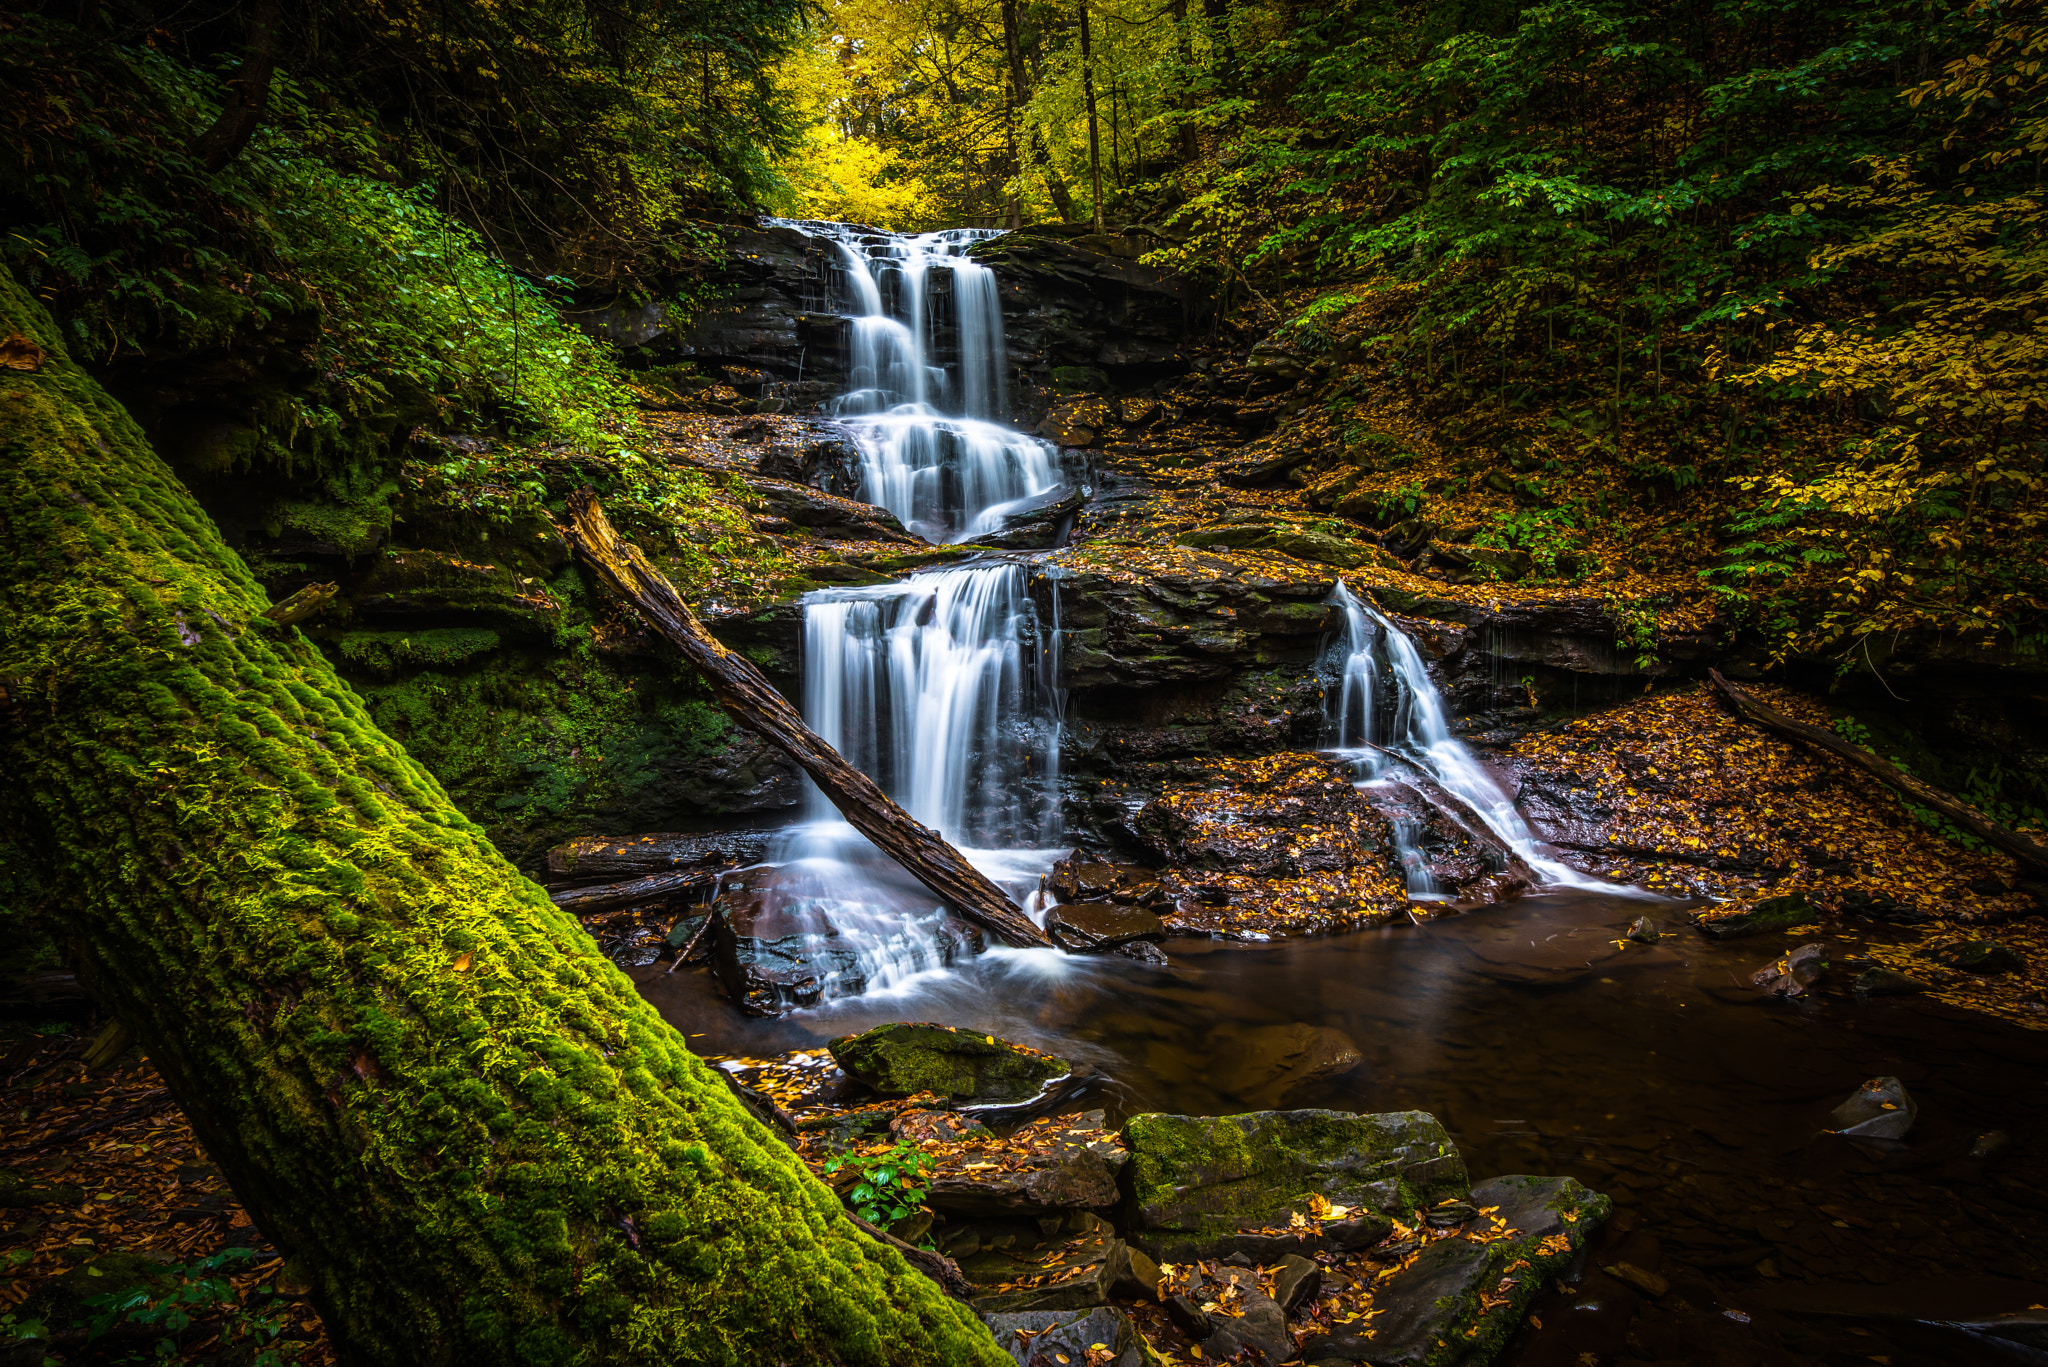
top-left (756, 563), bottom-right (1065, 1005)
top-left (1324, 582), bottom-right (1615, 892)
top-left (774, 220), bottom-right (1063, 542)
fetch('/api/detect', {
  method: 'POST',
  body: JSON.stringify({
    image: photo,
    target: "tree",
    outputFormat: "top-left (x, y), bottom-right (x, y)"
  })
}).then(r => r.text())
top-left (0, 264), bottom-right (1009, 1365)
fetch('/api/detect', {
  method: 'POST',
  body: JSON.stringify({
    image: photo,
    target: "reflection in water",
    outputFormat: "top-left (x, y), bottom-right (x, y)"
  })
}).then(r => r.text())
top-left (645, 890), bottom-right (2048, 1363)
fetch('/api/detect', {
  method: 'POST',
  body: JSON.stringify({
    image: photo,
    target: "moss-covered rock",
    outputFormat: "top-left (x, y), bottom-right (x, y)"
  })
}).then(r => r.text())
top-left (1695, 891), bottom-right (1819, 940)
top-left (1119, 1109), bottom-right (1469, 1263)
top-left (1344, 1174), bottom-right (1609, 1367)
top-left (828, 1023), bottom-right (1069, 1103)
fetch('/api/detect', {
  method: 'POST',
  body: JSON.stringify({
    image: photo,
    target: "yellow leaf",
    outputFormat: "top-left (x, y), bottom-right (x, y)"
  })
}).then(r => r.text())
top-left (454, 952), bottom-right (473, 972)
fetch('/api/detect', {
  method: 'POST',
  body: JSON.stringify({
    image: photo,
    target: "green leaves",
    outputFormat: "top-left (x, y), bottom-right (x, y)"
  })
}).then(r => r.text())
top-left (822, 1139), bottom-right (936, 1228)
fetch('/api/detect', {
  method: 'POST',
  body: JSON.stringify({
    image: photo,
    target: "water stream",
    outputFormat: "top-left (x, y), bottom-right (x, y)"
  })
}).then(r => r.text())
top-left (777, 220), bottom-right (1065, 541)
top-left (1324, 581), bottom-right (1624, 893)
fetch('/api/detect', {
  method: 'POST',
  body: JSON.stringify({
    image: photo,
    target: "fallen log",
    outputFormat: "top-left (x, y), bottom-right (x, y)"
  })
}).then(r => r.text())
top-left (563, 489), bottom-right (1052, 950)
top-left (1708, 669), bottom-right (2048, 879)
top-left (548, 869), bottom-right (714, 916)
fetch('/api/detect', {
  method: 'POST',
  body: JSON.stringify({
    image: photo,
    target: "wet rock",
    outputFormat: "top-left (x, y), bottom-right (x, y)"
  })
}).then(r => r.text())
top-left (1361, 1174), bottom-right (1609, 1367)
top-left (1120, 1109), bottom-right (1468, 1263)
top-left (1931, 939), bottom-right (2027, 974)
top-left (1164, 1293), bottom-right (1212, 1339)
top-left (1274, 1252), bottom-right (1321, 1312)
top-left (1838, 887), bottom-right (1934, 925)
top-left (1750, 941), bottom-right (1829, 997)
top-left (1111, 941), bottom-right (1171, 967)
top-left (1694, 892), bottom-right (1820, 940)
top-left (713, 870), bottom-right (980, 1015)
top-left (1200, 1265), bottom-right (1295, 1363)
top-left (545, 830), bottom-right (773, 885)
top-left (961, 483), bottom-right (1084, 550)
top-left (1829, 1076), bottom-right (1918, 1140)
top-left (1852, 966), bottom-right (1929, 997)
top-left (1114, 1245), bottom-right (1162, 1300)
top-left (956, 1211), bottom-right (1132, 1314)
top-left (1300, 1329), bottom-right (1377, 1366)
top-left (744, 476), bottom-right (920, 543)
top-left (1045, 902), bottom-right (1167, 954)
top-left (829, 1022), bottom-right (1069, 1103)
top-left (889, 1109), bottom-right (991, 1145)
top-left (1174, 521), bottom-right (1397, 569)
top-left (1049, 856), bottom-right (1133, 900)
top-left (1601, 1260), bottom-right (1669, 1297)
top-left (1207, 1022), bottom-right (1363, 1108)
top-left (1625, 915), bottom-right (1662, 944)
top-left (1135, 753), bottom-right (1393, 879)
top-left (981, 1305), bottom-right (1144, 1367)
top-left (924, 1112), bottom-right (1129, 1217)
top-left (1970, 1129), bottom-right (2011, 1161)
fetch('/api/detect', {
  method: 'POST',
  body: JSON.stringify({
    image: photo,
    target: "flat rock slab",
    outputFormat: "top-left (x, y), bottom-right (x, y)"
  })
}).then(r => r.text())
top-left (1354, 1174), bottom-right (1609, 1366)
top-left (981, 1305), bottom-right (1143, 1367)
top-left (953, 1213), bottom-right (1132, 1315)
top-left (1046, 901), bottom-right (1167, 953)
top-left (925, 1112), bottom-right (1130, 1216)
top-left (1121, 1108), bottom-right (1469, 1263)
top-left (829, 1022), bottom-right (1069, 1103)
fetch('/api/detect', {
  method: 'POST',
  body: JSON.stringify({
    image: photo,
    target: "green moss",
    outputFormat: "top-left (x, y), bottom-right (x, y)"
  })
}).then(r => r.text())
top-left (827, 1024), bottom-right (1067, 1103)
top-left (0, 266), bottom-right (1010, 1367)
top-left (1696, 892), bottom-right (1819, 941)
top-left (336, 628), bottom-right (503, 678)
top-left (1120, 1110), bottom-right (1469, 1261)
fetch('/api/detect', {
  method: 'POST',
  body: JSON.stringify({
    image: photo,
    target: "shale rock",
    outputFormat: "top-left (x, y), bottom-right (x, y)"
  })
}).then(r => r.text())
top-left (1750, 942), bottom-right (1829, 997)
top-left (951, 1211), bottom-right (1132, 1314)
top-left (715, 871), bottom-right (979, 1015)
top-left (980, 1305), bottom-right (1144, 1367)
top-left (1135, 753), bottom-right (1388, 878)
top-left (1120, 1109), bottom-right (1469, 1263)
top-left (544, 830), bottom-right (773, 885)
top-left (1174, 521), bottom-right (1398, 569)
top-left (1829, 1076), bottom-right (1918, 1140)
top-left (1695, 892), bottom-right (1820, 940)
top-left (829, 1022), bottom-right (1069, 1103)
top-left (1045, 902), bottom-right (1167, 953)
top-left (1349, 1174), bottom-right (1610, 1367)
top-left (924, 1112), bottom-right (1129, 1217)
top-left (1198, 1265), bottom-right (1295, 1364)
top-left (1931, 939), bottom-right (2027, 974)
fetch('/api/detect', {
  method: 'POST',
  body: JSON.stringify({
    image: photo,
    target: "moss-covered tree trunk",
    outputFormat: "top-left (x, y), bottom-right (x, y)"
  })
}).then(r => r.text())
top-left (0, 270), bottom-right (1009, 1366)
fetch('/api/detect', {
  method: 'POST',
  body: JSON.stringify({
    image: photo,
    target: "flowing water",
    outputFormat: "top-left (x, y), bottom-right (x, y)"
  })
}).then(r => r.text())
top-left (776, 220), bottom-right (1065, 542)
top-left (1324, 581), bottom-right (1628, 894)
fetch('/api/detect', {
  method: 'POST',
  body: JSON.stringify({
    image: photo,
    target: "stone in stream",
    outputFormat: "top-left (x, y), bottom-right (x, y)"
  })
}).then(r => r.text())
top-left (828, 1022), bottom-right (1069, 1103)
top-left (1828, 1076), bottom-right (1918, 1140)
top-left (1044, 901), bottom-right (1167, 954)
top-left (1207, 1022), bottom-right (1364, 1108)
top-left (1625, 915), bottom-right (1662, 944)
top-left (1694, 892), bottom-right (1819, 940)
top-left (1750, 941), bottom-right (1829, 997)
top-left (1852, 966), bottom-right (1929, 997)
top-left (1120, 1109), bottom-right (1468, 1263)
top-left (979, 1305), bottom-right (1144, 1367)
top-left (1197, 1264), bottom-right (1295, 1364)
top-left (1326, 1174), bottom-right (1609, 1367)
top-left (1273, 1252), bottom-right (1322, 1312)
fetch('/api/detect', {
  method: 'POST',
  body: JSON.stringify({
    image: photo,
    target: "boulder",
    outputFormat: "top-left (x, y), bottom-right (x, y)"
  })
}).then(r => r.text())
top-left (1750, 942), bottom-right (1829, 997)
top-left (829, 1022), bottom-right (1069, 1103)
top-left (1207, 1023), bottom-right (1363, 1109)
top-left (980, 1305), bottom-right (1144, 1367)
top-left (1120, 1109), bottom-right (1469, 1263)
top-left (1274, 1253), bottom-right (1322, 1312)
top-left (1198, 1265), bottom-right (1295, 1363)
top-left (544, 830), bottom-right (772, 885)
top-left (1435, 543), bottom-right (1533, 581)
top-left (1045, 902), bottom-right (1167, 954)
top-left (1352, 1174), bottom-right (1609, 1366)
top-left (1135, 753), bottom-right (1390, 878)
top-left (1829, 1076), bottom-right (1917, 1140)
top-left (924, 1112), bottom-right (1129, 1216)
top-left (953, 1212), bottom-right (1132, 1314)
top-left (1695, 892), bottom-right (1819, 940)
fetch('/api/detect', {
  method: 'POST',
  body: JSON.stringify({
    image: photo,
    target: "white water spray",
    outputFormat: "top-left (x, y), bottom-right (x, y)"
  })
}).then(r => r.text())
top-left (1325, 582), bottom-right (1620, 892)
top-left (775, 220), bottom-right (1063, 542)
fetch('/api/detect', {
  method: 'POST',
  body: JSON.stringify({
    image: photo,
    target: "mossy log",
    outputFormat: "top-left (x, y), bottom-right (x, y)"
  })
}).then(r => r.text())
top-left (0, 267), bottom-right (1011, 1367)
top-left (563, 488), bottom-right (1053, 951)
top-left (1708, 669), bottom-right (2048, 879)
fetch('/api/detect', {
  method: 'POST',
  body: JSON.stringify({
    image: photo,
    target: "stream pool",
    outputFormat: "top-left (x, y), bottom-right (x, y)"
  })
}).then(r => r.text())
top-left (639, 888), bottom-right (2048, 1366)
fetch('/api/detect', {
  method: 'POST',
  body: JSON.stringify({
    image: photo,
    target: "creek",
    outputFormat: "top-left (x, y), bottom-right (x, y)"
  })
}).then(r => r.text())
top-left (653, 222), bottom-right (2048, 1364)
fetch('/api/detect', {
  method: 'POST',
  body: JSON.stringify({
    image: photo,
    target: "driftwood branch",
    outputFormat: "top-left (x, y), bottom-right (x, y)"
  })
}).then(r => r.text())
top-left (562, 489), bottom-right (1052, 949)
top-left (549, 869), bottom-right (712, 917)
top-left (1708, 669), bottom-right (2048, 879)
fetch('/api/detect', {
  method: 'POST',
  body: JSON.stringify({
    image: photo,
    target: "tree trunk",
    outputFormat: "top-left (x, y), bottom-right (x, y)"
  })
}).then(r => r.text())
top-left (549, 870), bottom-right (716, 917)
top-left (1001, 0), bottom-right (1029, 227)
top-left (1706, 671), bottom-right (2048, 879)
top-left (0, 267), bottom-right (1011, 1367)
top-left (192, 0), bottom-right (283, 173)
top-left (1034, 126), bottom-right (1080, 222)
top-left (1079, 0), bottom-right (1106, 234)
top-left (563, 490), bottom-right (1053, 951)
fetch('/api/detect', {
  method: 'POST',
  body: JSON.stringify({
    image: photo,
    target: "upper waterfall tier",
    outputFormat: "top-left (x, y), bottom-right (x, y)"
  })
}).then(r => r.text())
top-left (772, 220), bottom-right (1063, 544)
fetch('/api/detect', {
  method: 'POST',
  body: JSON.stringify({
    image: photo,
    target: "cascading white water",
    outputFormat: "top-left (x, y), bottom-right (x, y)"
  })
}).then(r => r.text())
top-left (775, 220), bottom-right (1064, 542)
top-left (1324, 582), bottom-right (1617, 892)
